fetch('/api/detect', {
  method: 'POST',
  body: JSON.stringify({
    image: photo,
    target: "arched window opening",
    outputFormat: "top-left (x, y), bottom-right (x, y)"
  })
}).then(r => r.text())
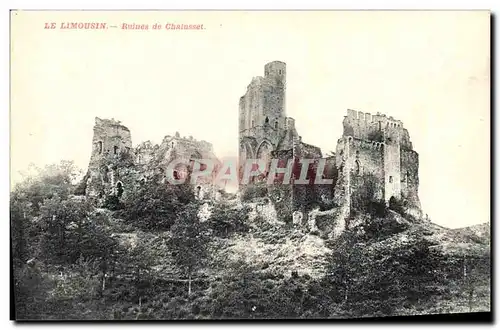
top-left (97, 141), bottom-right (103, 154)
top-left (389, 196), bottom-right (398, 209)
top-left (355, 160), bottom-right (360, 175)
top-left (102, 165), bottom-right (109, 183)
top-left (265, 117), bottom-right (269, 125)
top-left (116, 182), bottom-right (124, 198)
top-left (389, 176), bottom-right (393, 183)
top-left (114, 146), bottom-right (119, 155)
top-left (274, 121), bottom-right (278, 129)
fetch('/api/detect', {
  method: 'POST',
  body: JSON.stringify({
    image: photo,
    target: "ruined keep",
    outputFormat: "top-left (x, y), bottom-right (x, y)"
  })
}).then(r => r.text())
top-left (83, 117), bottom-right (220, 203)
top-left (85, 117), bottom-right (133, 199)
top-left (334, 109), bottom-right (422, 218)
top-left (238, 61), bottom-right (337, 219)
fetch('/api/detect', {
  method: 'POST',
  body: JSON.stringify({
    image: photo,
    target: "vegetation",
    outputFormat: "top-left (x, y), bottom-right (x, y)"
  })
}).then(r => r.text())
top-left (11, 161), bottom-right (490, 320)
top-left (118, 175), bottom-right (195, 231)
top-left (240, 185), bottom-right (268, 202)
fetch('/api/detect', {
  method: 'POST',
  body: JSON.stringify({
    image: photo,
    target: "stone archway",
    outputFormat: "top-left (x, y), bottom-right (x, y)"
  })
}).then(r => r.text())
top-left (240, 141), bottom-right (255, 163)
top-left (256, 140), bottom-right (274, 175)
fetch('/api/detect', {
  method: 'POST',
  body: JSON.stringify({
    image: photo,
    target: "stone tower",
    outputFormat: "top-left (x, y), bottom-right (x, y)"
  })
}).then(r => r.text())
top-left (238, 61), bottom-right (334, 220)
top-left (85, 117), bottom-right (133, 198)
top-left (334, 110), bottom-right (422, 218)
top-left (239, 61), bottom-right (290, 169)
top-left (89, 117), bottom-right (132, 164)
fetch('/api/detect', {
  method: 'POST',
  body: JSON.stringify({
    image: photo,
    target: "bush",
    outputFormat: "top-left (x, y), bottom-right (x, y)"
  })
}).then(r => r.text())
top-left (103, 195), bottom-right (123, 210)
top-left (388, 196), bottom-right (405, 214)
top-left (118, 180), bottom-right (195, 231)
top-left (206, 205), bottom-right (251, 238)
top-left (240, 185), bottom-right (268, 202)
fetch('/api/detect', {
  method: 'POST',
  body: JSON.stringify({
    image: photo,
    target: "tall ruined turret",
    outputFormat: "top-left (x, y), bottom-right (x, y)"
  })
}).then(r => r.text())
top-left (238, 61), bottom-right (335, 221)
top-left (84, 117), bottom-right (133, 199)
top-left (238, 61), bottom-right (323, 172)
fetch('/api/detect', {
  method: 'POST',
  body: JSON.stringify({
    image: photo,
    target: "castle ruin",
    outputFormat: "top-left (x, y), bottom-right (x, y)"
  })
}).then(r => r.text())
top-left (83, 117), bottom-right (220, 203)
top-left (239, 61), bottom-right (422, 221)
top-left (82, 60), bottom-right (423, 225)
top-left (238, 61), bottom-right (337, 217)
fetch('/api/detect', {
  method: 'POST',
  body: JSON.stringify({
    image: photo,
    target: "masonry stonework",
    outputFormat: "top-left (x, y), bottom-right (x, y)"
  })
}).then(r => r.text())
top-left (238, 61), bottom-right (336, 220)
top-left (239, 61), bottom-right (423, 226)
top-left (334, 110), bottom-right (422, 218)
top-left (84, 118), bottom-right (220, 203)
top-left (84, 61), bottom-right (423, 228)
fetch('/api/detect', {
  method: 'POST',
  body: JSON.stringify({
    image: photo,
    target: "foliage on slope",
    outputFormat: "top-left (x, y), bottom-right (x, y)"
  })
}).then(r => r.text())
top-left (10, 160), bottom-right (490, 320)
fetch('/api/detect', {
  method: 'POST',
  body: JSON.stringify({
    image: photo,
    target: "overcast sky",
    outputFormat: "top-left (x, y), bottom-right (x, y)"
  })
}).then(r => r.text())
top-left (11, 10), bottom-right (490, 228)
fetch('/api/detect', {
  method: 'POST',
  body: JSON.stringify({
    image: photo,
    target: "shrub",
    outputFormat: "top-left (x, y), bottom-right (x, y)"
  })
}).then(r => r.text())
top-left (388, 196), bottom-right (405, 214)
top-left (207, 205), bottom-right (251, 238)
top-left (103, 195), bottom-right (123, 210)
top-left (118, 180), bottom-right (195, 231)
top-left (240, 185), bottom-right (268, 202)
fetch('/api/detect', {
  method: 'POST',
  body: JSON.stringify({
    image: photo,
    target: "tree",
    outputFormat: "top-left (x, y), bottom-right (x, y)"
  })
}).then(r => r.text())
top-left (11, 160), bottom-right (84, 266)
top-left (10, 198), bottom-right (31, 266)
top-left (120, 177), bottom-right (195, 231)
top-left (12, 160), bottom-right (82, 211)
top-left (169, 203), bottom-right (208, 296)
top-left (206, 204), bottom-right (250, 238)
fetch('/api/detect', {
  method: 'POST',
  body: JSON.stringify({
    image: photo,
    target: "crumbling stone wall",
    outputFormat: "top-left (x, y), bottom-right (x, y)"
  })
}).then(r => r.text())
top-left (84, 118), bottom-right (220, 204)
top-left (85, 117), bottom-right (134, 199)
top-left (335, 109), bottom-right (422, 217)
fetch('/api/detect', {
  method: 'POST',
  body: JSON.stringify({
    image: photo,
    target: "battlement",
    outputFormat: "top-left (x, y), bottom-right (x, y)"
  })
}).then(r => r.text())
top-left (346, 109), bottom-right (403, 128)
